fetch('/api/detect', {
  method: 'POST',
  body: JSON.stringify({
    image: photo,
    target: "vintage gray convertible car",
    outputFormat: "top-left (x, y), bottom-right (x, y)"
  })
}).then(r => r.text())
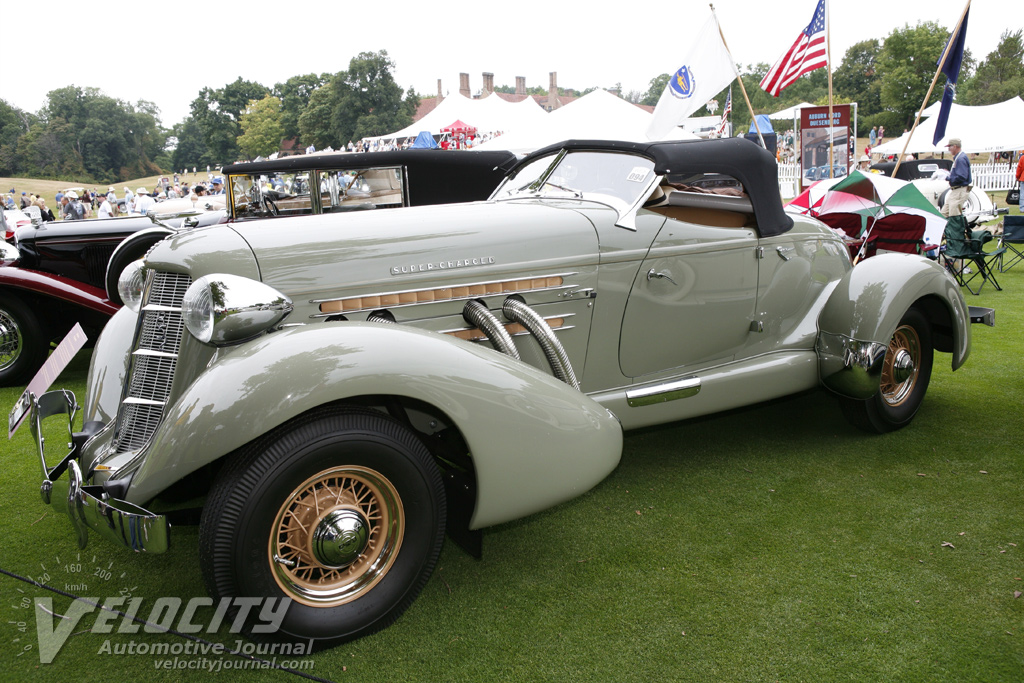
top-left (20, 138), bottom-right (981, 649)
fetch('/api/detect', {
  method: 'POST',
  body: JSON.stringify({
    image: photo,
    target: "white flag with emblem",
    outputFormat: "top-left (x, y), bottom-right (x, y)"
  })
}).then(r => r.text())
top-left (646, 14), bottom-right (739, 141)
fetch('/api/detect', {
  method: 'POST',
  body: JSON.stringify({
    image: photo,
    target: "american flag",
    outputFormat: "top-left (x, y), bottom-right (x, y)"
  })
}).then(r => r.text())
top-left (760, 0), bottom-right (827, 97)
top-left (715, 88), bottom-right (732, 137)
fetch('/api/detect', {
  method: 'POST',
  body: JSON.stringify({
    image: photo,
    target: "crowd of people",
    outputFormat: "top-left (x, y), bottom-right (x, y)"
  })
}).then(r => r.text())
top-left (4, 175), bottom-right (226, 223)
top-left (302, 131), bottom-right (504, 155)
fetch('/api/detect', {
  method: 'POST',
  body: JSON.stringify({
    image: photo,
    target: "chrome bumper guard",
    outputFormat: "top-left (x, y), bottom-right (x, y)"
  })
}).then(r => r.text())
top-left (816, 332), bottom-right (887, 400)
top-left (31, 390), bottom-right (170, 554)
top-left (968, 306), bottom-right (995, 326)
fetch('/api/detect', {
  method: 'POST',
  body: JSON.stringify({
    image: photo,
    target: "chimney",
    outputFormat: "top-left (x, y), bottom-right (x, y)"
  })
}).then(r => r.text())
top-left (516, 76), bottom-right (526, 96)
top-left (437, 79), bottom-right (443, 100)
top-left (459, 72), bottom-right (470, 98)
top-left (482, 72), bottom-right (494, 96)
top-left (548, 72), bottom-right (559, 111)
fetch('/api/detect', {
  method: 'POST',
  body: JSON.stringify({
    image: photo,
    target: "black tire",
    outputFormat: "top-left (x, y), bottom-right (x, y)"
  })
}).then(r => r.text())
top-left (840, 307), bottom-right (933, 433)
top-left (104, 230), bottom-right (172, 305)
top-left (199, 406), bottom-right (446, 649)
top-left (0, 294), bottom-right (49, 387)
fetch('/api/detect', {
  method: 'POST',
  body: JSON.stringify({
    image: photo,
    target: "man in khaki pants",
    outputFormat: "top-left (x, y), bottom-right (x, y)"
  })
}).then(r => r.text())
top-left (941, 137), bottom-right (971, 217)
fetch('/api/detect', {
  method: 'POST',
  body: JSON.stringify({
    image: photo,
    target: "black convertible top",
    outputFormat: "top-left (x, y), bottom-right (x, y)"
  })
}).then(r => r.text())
top-left (223, 149), bottom-right (518, 207)
top-left (516, 138), bottom-right (794, 237)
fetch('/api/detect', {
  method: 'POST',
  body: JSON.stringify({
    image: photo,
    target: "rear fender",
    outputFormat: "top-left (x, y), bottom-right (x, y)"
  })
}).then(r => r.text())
top-left (816, 254), bottom-right (969, 399)
top-left (128, 323), bottom-right (622, 529)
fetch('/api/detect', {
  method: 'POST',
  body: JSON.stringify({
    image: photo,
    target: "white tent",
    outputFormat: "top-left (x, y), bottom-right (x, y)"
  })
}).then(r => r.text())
top-left (366, 93), bottom-right (548, 141)
top-left (476, 89), bottom-right (697, 154)
top-left (872, 97), bottom-right (1024, 156)
top-left (767, 102), bottom-right (817, 119)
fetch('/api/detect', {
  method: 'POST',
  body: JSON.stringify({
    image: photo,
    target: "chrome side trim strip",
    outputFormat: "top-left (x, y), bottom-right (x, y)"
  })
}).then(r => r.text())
top-left (308, 272), bottom-right (579, 304)
top-left (626, 377), bottom-right (701, 407)
top-left (132, 349), bottom-right (178, 359)
top-left (122, 397), bottom-right (166, 407)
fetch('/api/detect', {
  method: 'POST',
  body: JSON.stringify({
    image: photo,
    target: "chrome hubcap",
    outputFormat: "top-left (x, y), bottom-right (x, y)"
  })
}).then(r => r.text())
top-left (312, 509), bottom-right (370, 568)
top-left (880, 324), bottom-right (921, 407)
top-left (0, 309), bottom-right (23, 371)
top-left (891, 349), bottom-right (915, 384)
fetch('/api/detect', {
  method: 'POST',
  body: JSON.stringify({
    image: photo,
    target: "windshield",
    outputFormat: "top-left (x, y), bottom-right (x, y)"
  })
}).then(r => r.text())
top-left (493, 151), bottom-right (656, 208)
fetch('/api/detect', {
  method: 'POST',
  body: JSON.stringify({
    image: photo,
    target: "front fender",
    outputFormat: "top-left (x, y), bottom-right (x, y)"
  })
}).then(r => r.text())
top-left (129, 323), bottom-right (622, 529)
top-left (816, 253), bottom-right (970, 398)
top-left (0, 266), bottom-right (119, 316)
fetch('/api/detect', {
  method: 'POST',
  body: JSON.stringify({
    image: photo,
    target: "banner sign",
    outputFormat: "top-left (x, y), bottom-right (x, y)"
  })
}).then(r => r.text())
top-left (800, 105), bottom-right (853, 192)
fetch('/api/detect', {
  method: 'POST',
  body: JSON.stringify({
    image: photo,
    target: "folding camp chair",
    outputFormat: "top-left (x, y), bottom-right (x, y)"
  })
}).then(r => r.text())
top-left (866, 214), bottom-right (926, 256)
top-left (939, 215), bottom-right (1005, 295)
top-left (999, 215), bottom-right (1024, 272)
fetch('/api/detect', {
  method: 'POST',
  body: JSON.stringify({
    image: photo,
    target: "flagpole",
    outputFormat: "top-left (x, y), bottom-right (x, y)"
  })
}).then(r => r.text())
top-left (712, 4), bottom-right (766, 148)
top-left (826, 0), bottom-right (834, 178)
top-left (892, 0), bottom-right (971, 177)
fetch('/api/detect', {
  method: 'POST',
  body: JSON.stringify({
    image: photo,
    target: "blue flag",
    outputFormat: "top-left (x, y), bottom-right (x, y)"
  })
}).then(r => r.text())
top-left (932, 9), bottom-right (969, 146)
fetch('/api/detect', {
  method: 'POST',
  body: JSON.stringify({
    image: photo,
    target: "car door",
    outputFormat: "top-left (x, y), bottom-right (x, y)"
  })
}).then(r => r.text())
top-left (618, 216), bottom-right (759, 378)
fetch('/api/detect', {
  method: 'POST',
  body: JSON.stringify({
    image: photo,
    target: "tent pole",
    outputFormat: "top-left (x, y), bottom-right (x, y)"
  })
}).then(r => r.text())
top-left (892, 0), bottom-right (971, 177)
top-left (712, 5), bottom-right (766, 148)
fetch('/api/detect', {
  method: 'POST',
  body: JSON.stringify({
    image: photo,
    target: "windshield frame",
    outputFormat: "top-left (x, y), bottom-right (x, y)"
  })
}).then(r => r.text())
top-left (491, 148), bottom-right (659, 231)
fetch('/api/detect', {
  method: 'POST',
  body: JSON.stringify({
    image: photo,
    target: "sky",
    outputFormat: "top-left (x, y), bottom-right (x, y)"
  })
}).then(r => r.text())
top-left (0, 0), bottom-right (1018, 128)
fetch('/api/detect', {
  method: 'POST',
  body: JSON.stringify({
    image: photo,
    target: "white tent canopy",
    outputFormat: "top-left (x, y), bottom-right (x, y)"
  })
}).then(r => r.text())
top-left (767, 102), bottom-right (817, 119)
top-left (872, 97), bottom-right (1024, 155)
top-left (365, 93), bottom-right (548, 142)
top-left (476, 89), bottom-right (697, 154)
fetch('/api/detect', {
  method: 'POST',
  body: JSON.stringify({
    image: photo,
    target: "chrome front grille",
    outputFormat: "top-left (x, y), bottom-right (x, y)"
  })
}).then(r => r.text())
top-left (114, 271), bottom-right (192, 452)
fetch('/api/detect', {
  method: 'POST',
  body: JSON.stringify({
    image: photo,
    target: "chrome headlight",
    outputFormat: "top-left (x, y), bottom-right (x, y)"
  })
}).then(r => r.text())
top-left (181, 274), bottom-right (293, 345)
top-left (117, 261), bottom-right (148, 312)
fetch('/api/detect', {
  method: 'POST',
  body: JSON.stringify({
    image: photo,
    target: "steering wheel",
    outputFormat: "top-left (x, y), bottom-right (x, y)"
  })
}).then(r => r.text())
top-left (264, 197), bottom-right (279, 215)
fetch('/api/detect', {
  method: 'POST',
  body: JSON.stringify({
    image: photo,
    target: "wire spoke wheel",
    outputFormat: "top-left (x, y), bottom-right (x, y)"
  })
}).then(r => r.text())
top-left (879, 324), bottom-right (921, 407)
top-left (200, 407), bottom-right (445, 648)
top-left (0, 308), bottom-right (23, 372)
top-left (270, 466), bottom-right (404, 607)
top-left (839, 307), bottom-right (933, 433)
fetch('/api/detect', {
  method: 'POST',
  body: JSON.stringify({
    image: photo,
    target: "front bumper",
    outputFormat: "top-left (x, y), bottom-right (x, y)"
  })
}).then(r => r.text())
top-left (29, 389), bottom-right (170, 553)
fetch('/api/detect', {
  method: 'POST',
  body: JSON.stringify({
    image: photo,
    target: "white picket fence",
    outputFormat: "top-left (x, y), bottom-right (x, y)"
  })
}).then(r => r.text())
top-left (777, 162), bottom-right (1016, 198)
top-left (778, 163), bottom-right (800, 199)
top-left (970, 163), bottom-right (1017, 192)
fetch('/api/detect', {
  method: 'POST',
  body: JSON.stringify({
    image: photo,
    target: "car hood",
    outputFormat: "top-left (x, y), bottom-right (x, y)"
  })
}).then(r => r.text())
top-left (227, 201), bottom-right (602, 302)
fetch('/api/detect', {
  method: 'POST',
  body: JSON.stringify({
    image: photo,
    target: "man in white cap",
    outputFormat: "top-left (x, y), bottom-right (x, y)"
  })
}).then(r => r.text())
top-left (941, 137), bottom-right (971, 217)
top-left (134, 187), bottom-right (156, 215)
top-left (97, 192), bottom-right (115, 219)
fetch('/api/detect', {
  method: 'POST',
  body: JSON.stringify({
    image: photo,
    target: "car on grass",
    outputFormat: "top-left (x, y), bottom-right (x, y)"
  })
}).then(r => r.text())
top-left (20, 138), bottom-right (984, 650)
top-left (871, 158), bottom-right (1002, 227)
top-left (0, 151), bottom-right (516, 386)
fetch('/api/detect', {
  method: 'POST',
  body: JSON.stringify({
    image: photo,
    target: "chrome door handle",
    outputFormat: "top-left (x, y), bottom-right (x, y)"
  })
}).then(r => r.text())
top-left (647, 269), bottom-right (678, 286)
top-left (776, 246), bottom-right (794, 261)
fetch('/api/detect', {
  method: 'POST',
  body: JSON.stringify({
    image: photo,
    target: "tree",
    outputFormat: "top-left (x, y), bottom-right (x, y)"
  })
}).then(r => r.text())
top-left (190, 78), bottom-right (269, 165)
top-left (641, 74), bottom-right (670, 106)
top-left (832, 39), bottom-right (882, 131)
top-left (273, 73), bottom-right (331, 143)
top-left (172, 117), bottom-right (208, 172)
top-left (875, 21), bottom-right (974, 131)
top-left (331, 51), bottom-right (416, 142)
top-left (962, 29), bottom-right (1024, 105)
top-left (237, 96), bottom-right (285, 159)
top-left (298, 85), bottom-right (338, 150)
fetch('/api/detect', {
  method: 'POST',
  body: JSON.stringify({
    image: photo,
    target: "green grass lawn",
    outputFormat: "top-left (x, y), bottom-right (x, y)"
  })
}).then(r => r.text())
top-left (1, 233), bottom-right (1022, 682)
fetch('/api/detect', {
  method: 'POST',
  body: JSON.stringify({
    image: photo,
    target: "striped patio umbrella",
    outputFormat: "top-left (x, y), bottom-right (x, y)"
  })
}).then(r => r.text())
top-left (787, 170), bottom-right (946, 247)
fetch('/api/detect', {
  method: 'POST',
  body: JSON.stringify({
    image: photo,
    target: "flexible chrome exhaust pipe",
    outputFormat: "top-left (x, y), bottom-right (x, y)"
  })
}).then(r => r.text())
top-left (366, 310), bottom-right (396, 324)
top-left (463, 300), bottom-right (521, 361)
top-left (502, 297), bottom-right (579, 390)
